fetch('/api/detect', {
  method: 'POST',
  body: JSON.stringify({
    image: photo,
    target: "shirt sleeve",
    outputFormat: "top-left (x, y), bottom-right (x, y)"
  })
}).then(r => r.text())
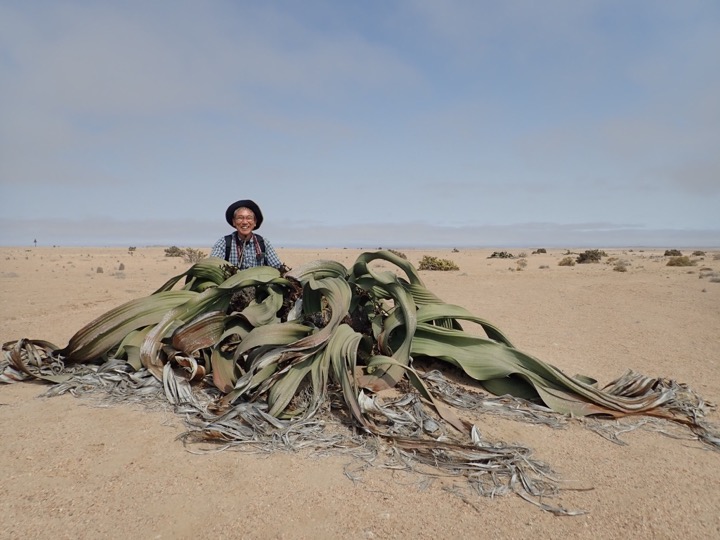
top-left (210, 237), bottom-right (226, 259)
top-left (263, 238), bottom-right (283, 268)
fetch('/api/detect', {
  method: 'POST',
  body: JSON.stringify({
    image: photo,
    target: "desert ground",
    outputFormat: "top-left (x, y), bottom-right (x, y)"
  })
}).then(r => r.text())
top-left (1, 245), bottom-right (719, 540)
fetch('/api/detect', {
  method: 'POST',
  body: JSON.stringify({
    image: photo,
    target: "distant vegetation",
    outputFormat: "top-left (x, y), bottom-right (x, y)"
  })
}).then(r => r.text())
top-left (387, 249), bottom-right (407, 260)
top-left (165, 246), bottom-right (207, 263)
top-left (576, 250), bottom-right (607, 264)
top-left (666, 256), bottom-right (695, 267)
top-left (418, 255), bottom-right (459, 271)
top-left (488, 251), bottom-right (514, 259)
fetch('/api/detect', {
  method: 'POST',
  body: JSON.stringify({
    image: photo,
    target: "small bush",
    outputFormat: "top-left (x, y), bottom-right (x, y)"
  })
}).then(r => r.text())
top-left (664, 249), bottom-right (682, 257)
top-left (692, 251), bottom-right (706, 256)
top-left (118, 263), bottom-right (125, 271)
top-left (165, 246), bottom-right (206, 263)
top-left (539, 265), bottom-right (549, 269)
top-left (388, 249), bottom-right (407, 260)
top-left (613, 262), bottom-right (628, 272)
top-left (452, 248), bottom-right (460, 253)
top-left (558, 257), bottom-right (575, 267)
top-left (96, 267), bottom-right (104, 273)
top-left (418, 256), bottom-right (459, 271)
top-left (182, 248), bottom-right (207, 264)
top-left (516, 258), bottom-right (527, 270)
top-left (489, 251), bottom-right (514, 259)
top-left (576, 250), bottom-right (607, 264)
top-left (666, 256), bottom-right (695, 267)
top-left (532, 248), bottom-right (547, 254)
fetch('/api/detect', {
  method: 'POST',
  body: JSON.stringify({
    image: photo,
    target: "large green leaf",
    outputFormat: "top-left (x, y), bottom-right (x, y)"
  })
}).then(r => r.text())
top-left (58, 291), bottom-right (197, 362)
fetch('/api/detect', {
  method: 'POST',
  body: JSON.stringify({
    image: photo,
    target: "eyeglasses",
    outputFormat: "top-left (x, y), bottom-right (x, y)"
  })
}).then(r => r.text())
top-left (234, 215), bottom-right (255, 222)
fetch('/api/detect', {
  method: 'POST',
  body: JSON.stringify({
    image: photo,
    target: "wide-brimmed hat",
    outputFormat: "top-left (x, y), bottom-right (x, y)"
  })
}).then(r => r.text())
top-left (225, 199), bottom-right (263, 229)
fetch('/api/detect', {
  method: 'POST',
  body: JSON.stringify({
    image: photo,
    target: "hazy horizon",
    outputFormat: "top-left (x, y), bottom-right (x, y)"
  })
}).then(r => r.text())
top-left (2, 219), bottom-right (717, 250)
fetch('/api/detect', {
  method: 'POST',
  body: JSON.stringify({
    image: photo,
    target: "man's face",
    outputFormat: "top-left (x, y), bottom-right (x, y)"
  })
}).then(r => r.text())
top-left (233, 208), bottom-right (256, 237)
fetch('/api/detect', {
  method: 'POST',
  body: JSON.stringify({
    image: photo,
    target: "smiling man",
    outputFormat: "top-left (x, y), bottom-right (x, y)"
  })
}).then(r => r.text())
top-left (210, 199), bottom-right (285, 270)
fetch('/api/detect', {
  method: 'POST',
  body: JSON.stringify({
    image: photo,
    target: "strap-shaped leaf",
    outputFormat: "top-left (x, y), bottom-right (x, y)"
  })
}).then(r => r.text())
top-left (59, 291), bottom-right (196, 361)
top-left (171, 311), bottom-right (227, 355)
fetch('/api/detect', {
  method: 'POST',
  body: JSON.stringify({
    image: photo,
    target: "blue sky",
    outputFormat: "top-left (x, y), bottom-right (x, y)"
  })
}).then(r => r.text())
top-left (1, 0), bottom-right (719, 248)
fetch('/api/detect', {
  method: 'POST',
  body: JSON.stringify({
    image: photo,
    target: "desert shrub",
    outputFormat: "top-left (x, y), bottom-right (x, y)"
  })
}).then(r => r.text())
top-left (692, 251), bottom-right (706, 257)
top-left (452, 248), bottom-right (460, 253)
top-left (664, 249), bottom-right (682, 256)
top-left (532, 248), bottom-right (547, 254)
top-left (713, 253), bottom-right (720, 261)
top-left (182, 248), bottom-right (207, 264)
top-left (165, 246), bottom-right (206, 263)
top-left (666, 256), bottom-right (695, 267)
top-left (96, 267), bottom-right (104, 273)
top-left (558, 257), bottom-right (575, 267)
top-left (613, 262), bottom-right (628, 272)
top-left (576, 249), bottom-right (607, 264)
top-left (118, 263), bottom-right (125, 271)
top-left (539, 265), bottom-right (549, 269)
top-left (516, 258), bottom-right (527, 270)
top-left (489, 251), bottom-right (514, 259)
top-left (418, 255), bottom-right (459, 271)
top-left (388, 249), bottom-right (407, 260)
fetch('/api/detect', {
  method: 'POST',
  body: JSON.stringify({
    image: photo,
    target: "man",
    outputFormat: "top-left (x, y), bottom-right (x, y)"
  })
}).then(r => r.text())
top-left (210, 199), bottom-right (285, 270)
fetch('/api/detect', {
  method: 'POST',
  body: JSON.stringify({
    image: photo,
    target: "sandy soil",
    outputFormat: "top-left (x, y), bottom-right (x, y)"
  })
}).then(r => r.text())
top-left (1, 246), bottom-right (719, 539)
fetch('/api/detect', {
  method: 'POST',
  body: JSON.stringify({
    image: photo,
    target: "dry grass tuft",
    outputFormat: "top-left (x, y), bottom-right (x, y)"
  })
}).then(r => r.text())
top-left (613, 262), bottom-right (628, 272)
top-left (666, 256), bottom-right (696, 267)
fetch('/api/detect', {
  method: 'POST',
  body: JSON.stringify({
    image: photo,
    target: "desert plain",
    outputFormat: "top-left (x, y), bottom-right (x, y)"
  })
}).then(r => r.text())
top-left (1, 245), bottom-right (719, 540)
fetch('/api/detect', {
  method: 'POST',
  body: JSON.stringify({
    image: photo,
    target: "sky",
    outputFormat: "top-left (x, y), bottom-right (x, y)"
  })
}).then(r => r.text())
top-left (1, 0), bottom-right (719, 248)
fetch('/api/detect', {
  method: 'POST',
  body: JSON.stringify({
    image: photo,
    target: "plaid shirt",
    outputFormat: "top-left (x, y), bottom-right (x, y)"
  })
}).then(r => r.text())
top-left (210, 233), bottom-right (283, 269)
